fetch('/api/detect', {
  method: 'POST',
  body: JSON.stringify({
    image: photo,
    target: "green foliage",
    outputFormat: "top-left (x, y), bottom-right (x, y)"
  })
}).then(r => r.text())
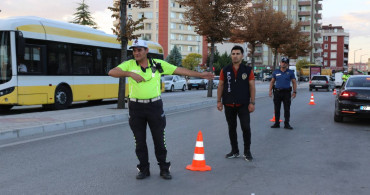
top-left (182, 53), bottom-right (202, 70)
top-left (295, 59), bottom-right (310, 71)
top-left (70, 0), bottom-right (97, 29)
top-left (165, 46), bottom-right (182, 66)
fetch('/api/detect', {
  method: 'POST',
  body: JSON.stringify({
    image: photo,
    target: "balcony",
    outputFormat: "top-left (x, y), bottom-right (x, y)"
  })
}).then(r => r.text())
top-left (299, 20), bottom-right (311, 26)
top-left (301, 31), bottom-right (310, 36)
top-left (314, 23), bottom-right (322, 30)
top-left (315, 13), bottom-right (322, 20)
top-left (298, 0), bottom-right (311, 6)
top-left (314, 32), bottom-right (322, 39)
top-left (315, 3), bottom-right (322, 10)
top-left (298, 11), bottom-right (311, 16)
top-left (314, 52), bottom-right (321, 58)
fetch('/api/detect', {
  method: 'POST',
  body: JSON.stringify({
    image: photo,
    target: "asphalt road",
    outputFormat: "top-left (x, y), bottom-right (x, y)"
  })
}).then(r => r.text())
top-left (0, 86), bottom-right (370, 195)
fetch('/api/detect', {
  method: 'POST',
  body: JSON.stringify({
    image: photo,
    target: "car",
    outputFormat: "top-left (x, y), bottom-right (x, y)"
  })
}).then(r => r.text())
top-left (213, 76), bottom-right (220, 88)
top-left (187, 76), bottom-right (208, 90)
top-left (262, 75), bottom-right (272, 82)
top-left (334, 75), bottom-right (370, 122)
top-left (163, 75), bottom-right (187, 92)
top-left (309, 75), bottom-right (334, 91)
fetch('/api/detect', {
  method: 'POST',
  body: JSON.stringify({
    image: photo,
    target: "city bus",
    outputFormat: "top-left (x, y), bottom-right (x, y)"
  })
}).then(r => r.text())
top-left (0, 16), bottom-right (164, 110)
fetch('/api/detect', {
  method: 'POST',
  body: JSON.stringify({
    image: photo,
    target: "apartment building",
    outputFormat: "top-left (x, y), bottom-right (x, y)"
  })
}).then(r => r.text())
top-left (321, 25), bottom-right (349, 71)
top-left (126, 0), bottom-right (206, 61)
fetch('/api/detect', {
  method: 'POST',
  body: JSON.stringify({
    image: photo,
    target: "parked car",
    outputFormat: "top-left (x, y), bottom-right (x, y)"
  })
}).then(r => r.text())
top-left (262, 75), bottom-right (272, 82)
top-left (334, 75), bottom-right (370, 122)
top-left (187, 76), bottom-right (208, 90)
top-left (163, 75), bottom-right (187, 92)
top-left (213, 76), bottom-right (220, 88)
top-left (309, 75), bottom-right (334, 91)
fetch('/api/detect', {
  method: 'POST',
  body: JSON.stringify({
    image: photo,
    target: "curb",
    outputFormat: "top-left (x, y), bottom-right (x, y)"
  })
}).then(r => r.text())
top-left (0, 100), bottom-right (216, 141)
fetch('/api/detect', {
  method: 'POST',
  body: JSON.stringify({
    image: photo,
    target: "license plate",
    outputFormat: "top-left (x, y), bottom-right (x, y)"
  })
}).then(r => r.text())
top-left (360, 106), bottom-right (370, 110)
top-left (192, 84), bottom-right (198, 86)
top-left (315, 86), bottom-right (321, 88)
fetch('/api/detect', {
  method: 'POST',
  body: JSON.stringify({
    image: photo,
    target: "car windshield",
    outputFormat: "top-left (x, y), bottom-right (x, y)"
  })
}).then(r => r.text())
top-left (189, 77), bottom-right (202, 80)
top-left (214, 77), bottom-right (219, 80)
top-left (164, 76), bottom-right (173, 81)
top-left (0, 31), bottom-right (12, 84)
top-left (347, 77), bottom-right (370, 88)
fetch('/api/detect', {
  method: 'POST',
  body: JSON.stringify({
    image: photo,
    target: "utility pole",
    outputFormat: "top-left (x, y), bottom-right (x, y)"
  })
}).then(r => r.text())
top-left (117, 0), bottom-right (128, 109)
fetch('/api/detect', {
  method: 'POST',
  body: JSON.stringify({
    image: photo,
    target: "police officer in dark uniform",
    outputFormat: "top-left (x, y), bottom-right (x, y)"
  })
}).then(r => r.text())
top-left (269, 57), bottom-right (297, 129)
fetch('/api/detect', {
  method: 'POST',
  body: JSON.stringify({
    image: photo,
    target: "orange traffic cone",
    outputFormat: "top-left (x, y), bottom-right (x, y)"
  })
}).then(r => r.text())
top-left (186, 131), bottom-right (211, 171)
top-left (333, 89), bottom-right (337, 95)
top-left (270, 111), bottom-right (282, 122)
top-left (308, 93), bottom-right (316, 105)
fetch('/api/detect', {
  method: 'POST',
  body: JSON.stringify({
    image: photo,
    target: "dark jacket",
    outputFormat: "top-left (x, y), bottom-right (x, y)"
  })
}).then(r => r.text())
top-left (222, 63), bottom-right (252, 105)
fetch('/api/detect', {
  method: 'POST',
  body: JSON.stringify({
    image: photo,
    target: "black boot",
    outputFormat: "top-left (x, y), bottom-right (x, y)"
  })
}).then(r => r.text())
top-left (136, 165), bottom-right (150, 180)
top-left (271, 123), bottom-right (280, 128)
top-left (159, 162), bottom-right (172, 180)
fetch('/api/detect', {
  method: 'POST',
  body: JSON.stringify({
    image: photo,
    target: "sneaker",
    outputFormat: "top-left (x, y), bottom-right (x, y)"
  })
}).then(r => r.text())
top-left (271, 123), bottom-right (280, 128)
top-left (136, 168), bottom-right (150, 179)
top-left (284, 124), bottom-right (293, 130)
top-left (160, 169), bottom-right (172, 180)
top-left (225, 152), bottom-right (240, 158)
top-left (243, 151), bottom-right (253, 161)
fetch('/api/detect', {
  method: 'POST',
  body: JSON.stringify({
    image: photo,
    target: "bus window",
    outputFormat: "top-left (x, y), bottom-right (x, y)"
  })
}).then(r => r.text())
top-left (0, 31), bottom-right (12, 83)
top-left (23, 45), bottom-right (45, 74)
top-left (72, 47), bottom-right (93, 75)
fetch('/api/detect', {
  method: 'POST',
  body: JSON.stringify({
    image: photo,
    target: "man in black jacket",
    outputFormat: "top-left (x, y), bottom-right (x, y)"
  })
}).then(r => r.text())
top-left (216, 45), bottom-right (256, 161)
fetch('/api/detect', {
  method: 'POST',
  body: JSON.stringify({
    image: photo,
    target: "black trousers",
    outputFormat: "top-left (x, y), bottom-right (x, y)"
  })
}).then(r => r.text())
top-left (224, 104), bottom-right (251, 154)
top-left (273, 91), bottom-right (291, 125)
top-left (128, 99), bottom-right (169, 170)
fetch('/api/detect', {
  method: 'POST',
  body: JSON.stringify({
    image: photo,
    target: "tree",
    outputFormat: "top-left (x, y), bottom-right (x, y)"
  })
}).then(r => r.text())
top-left (71, 0), bottom-right (98, 29)
top-left (182, 53), bottom-right (202, 70)
top-left (279, 28), bottom-right (312, 60)
top-left (165, 46), bottom-right (182, 67)
top-left (215, 52), bottom-right (232, 75)
top-left (108, 0), bottom-right (149, 109)
top-left (295, 59), bottom-right (310, 71)
top-left (264, 11), bottom-right (297, 70)
top-left (230, 2), bottom-right (273, 70)
top-left (177, 0), bottom-right (250, 97)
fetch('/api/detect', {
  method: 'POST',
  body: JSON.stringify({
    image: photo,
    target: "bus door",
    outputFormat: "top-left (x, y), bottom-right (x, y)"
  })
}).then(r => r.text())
top-left (17, 44), bottom-right (48, 105)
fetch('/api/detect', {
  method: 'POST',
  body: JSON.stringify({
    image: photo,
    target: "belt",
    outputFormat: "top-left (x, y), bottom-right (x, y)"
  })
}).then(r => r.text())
top-left (275, 88), bottom-right (290, 92)
top-left (130, 96), bottom-right (161, 103)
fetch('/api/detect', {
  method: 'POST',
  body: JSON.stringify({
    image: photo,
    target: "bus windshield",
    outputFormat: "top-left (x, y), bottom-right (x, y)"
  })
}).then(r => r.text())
top-left (0, 31), bottom-right (12, 84)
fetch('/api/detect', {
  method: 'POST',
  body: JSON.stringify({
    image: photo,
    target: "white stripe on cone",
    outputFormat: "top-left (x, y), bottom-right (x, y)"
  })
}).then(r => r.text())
top-left (195, 141), bottom-right (203, 147)
top-left (193, 153), bottom-right (205, 161)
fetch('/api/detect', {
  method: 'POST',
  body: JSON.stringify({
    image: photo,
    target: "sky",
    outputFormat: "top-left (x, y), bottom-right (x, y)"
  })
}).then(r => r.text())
top-left (1, 0), bottom-right (370, 64)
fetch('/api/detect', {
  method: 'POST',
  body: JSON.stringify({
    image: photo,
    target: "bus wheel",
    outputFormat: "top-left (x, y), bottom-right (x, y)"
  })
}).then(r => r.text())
top-left (54, 85), bottom-right (72, 110)
top-left (0, 105), bottom-right (13, 112)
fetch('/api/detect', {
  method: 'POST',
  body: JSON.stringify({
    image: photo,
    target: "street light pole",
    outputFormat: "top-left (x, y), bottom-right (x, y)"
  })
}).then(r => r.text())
top-left (354, 48), bottom-right (362, 64)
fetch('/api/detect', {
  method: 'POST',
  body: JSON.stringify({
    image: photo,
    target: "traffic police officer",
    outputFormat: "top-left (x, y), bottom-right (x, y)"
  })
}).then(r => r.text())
top-left (342, 70), bottom-right (350, 83)
top-left (269, 57), bottom-right (297, 129)
top-left (108, 39), bottom-right (213, 180)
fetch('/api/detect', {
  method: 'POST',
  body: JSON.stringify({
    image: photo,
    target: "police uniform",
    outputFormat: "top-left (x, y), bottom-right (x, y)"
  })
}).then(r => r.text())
top-left (117, 58), bottom-right (176, 175)
top-left (272, 68), bottom-right (295, 127)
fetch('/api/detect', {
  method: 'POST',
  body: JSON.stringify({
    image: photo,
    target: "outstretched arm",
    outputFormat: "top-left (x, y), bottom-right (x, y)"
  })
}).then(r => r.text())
top-left (173, 67), bottom-right (214, 80)
top-left (108, 67), bottom-right (144, 83)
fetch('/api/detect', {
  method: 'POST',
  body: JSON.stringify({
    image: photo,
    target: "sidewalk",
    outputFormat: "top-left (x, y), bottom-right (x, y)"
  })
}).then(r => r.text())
top-left (0, 91), bottom-right (217, 141)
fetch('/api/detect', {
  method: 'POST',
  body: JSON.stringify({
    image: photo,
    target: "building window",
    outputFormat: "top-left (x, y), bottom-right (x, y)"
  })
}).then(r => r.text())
top-left (179, 24), bottom-right (184, 30)
top-left (156, 12), bottom-right (158, 19)
top-left (187, 35), bottom-right (192, 41)
top-left (331, 52), bottom-right (337, 59)
top-left (331, 44), bottom-right (337, 50)
top-left (188, 25), bottom-right (192, 31)
top-left (188, 46), bottom-right (193, 52)
top-left (128, 4), bottom-right (132, 9)
top-left (144, 12), bottom-right (153, 19)
top-left (324, 44), bottom-right (328, 49)
top-left (179, 35), bottom-right (183, 40)
top-left (171, 1), bottom-right (176, 7)
top-left (171, 12), bottom-right (176, 18)
top-left (331, 36), bottom-right (337, 42)
top-left (170, 34), bottom-right (176, 40)
top-left (179, 13), bottom-right (183, 19)
top-left (178, 46), bottom-right (182, 51)
top-left (330, 60), bottom-right (337, 67)
top-left (170, 23), bottom-right (176, 29)
top-left (156, 1), bottom-right (158, 8)
top-left (138, 12), bottom-right (144, 19)
top-left (145, 23), bottom-right (152, 30)
top-left (324, 60), bottom-right (328, 66)
top-left (324, 36), bottom-right (328, 41)
top-left (323, 52), bottom-right (328, 57)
